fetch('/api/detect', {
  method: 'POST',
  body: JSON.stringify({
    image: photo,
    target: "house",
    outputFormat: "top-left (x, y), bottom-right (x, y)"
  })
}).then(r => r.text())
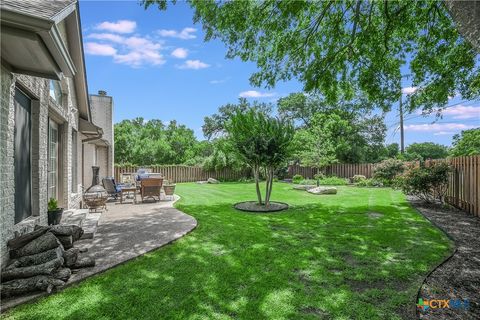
top-left (0, 0), bottom-right (113, 265)
top-left (84, 90), bottom-right (114, 186)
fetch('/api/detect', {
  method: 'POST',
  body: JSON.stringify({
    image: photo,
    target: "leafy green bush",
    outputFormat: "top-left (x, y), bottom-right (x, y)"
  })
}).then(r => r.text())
top-left (314, 172), bottom-right (325, 180)
top-left (355, 178), bottom-right (384, 187)
top-left (399, 162), bottom-right (451, 203)
top-left (299, 179), bottom-right (317, 185)
top-left (352, 175), bottom-right (366, 183)
top-left (373, 159), bottom-right (405, 185)
top-left (318, 176), bottom-right (348, 185)
top-left (292, 174), bottom-right (304, 184)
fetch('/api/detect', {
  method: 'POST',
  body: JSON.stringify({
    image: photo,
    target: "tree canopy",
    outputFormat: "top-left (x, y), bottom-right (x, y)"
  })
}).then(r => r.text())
top-left (450, 128), bottom-right (480, 156)
top-left (226, 109), bottom-right (294, 206)
top-left (145, 0), bottom-right (480, 114)
top-left (404, 142), bottom-right (449, 160)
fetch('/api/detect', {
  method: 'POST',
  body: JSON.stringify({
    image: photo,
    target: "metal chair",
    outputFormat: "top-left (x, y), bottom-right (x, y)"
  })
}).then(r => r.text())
top-left (102, 177), bottom-right (121, 200)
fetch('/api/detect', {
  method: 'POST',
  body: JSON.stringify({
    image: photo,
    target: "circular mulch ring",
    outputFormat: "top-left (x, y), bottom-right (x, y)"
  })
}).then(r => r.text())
top-left (233, 201), bottom-right (289, 213)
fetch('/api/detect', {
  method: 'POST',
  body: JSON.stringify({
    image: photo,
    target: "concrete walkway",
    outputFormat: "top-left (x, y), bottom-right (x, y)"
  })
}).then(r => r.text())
top-left (1, 195), bottom-right (197, 311)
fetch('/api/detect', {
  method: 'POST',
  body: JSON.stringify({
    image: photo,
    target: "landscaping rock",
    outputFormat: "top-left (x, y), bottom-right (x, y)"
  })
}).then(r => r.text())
top-left (207, 178), bottom-right (220, 184)
top-left (196, 181), bottom-right (208, 184)
top-left (307, 187), bottom-right (337, 195)
top-left (293, 185), bottom-right (316, 190)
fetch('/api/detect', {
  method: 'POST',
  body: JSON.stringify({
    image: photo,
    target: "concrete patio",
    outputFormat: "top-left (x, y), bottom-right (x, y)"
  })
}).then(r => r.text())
top-left (1, 195), bottom-right (197, 311)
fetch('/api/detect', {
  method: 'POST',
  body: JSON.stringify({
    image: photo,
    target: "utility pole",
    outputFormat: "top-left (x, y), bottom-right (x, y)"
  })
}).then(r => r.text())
top-left (399, 93), bottom-right (405, 154)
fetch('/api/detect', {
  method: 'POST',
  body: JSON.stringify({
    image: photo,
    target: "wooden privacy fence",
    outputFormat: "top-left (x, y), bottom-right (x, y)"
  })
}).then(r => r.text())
top-left (288, 163), bottom-right (374, 179)
top-left (114, 165), bottom-right (250, 183)
top-left (288, 156), bottom-right (480, 217)
top-left (427, 156), bottom-right (480, 217)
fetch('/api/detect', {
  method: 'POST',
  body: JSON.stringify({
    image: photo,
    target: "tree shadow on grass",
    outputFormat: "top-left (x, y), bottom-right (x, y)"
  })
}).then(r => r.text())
top-left (4, 200), bottom-right (452, 320)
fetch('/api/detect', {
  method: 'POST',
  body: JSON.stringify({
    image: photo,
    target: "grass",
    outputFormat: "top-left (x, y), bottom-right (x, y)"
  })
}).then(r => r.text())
top-left (3, 183), bottom-right (453, 320)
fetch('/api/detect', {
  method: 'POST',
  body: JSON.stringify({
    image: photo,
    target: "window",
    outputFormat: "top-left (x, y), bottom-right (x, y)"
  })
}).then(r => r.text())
top-left (71, 130), bottom-right (78, 192)
top-left (49, 80), bottom-right (63, 104)
top-left (48, 119), bottom-right (59, 201)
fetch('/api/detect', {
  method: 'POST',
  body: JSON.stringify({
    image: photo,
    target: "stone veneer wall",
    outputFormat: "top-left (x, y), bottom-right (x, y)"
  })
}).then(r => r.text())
top-left (0, 65), bottom-right (82, 266)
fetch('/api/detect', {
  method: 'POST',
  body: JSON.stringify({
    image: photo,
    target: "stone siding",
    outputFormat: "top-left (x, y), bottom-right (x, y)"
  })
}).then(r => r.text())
top-left (0, 67), bottom-right (83, 266)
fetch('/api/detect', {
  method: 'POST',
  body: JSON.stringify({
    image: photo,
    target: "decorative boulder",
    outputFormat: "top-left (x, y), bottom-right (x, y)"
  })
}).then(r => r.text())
top-left (207, 178), bottom-right (220, 184)
top-left (307, 187), bottom-right (337, 195)
top-left (293, 185), bottom-right (316, 190)
top-left (196, 181), bottom-right (208, 184)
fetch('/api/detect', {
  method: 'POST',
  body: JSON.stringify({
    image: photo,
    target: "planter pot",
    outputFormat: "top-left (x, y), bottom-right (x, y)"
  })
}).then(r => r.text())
top-left (163, 185), bottom-right (176, 196)
top-left (47, 208), bottom-right (63, 225)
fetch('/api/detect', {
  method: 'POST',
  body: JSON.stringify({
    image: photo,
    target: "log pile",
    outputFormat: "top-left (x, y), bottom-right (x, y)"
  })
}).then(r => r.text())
top-left (1, 225), bottom-right (95, 298)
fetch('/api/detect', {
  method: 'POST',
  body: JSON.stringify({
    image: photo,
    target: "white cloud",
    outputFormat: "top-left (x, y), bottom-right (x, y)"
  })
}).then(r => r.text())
top-left (210, 78), bottom-right (229, 84)
top-left (171, 48), bottom-right (188, 59)
top-left (96, 20), bottom-right (136, 33)
top-left (434, 131), bottom-right (456, 136)
top-left (84, 42), bottom-right (117, 56)
top-left (87, 33), bottom-right (125, 43)
top-left (402, 86), bottom-right (417, 95)
top-left (405, 123), bottom-right (475, 132)
top-left (177, 59), bottom-right (210, 70)
top-left (85, 31), bottom-right (165, 67)
top-left (442, 105), bottom-right (480, 119)
top-left (158, 27), bottom-right (197, 39)
top-left (239, 90), bottom-right (276, 98)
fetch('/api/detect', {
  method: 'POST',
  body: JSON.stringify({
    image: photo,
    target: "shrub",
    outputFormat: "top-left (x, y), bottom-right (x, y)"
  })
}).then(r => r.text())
top-left (373, 159), bottom-right (405, 185)
top-left (48, 198), bottom-right (58, 211)
top-left (355, 178), bottom-right (384, 187)
top-left (299, 179), bottom-right (317, 185)
top-left (400, 162), bottom-right (451, 203)
top-left (292, 174), bottom-right (304, 184)
top-left (352, 175), bottom-right (366, 183)
top-left (314, 172), bottom-right (325, 180)
top-left (318, 176), bottom-right (348, 185)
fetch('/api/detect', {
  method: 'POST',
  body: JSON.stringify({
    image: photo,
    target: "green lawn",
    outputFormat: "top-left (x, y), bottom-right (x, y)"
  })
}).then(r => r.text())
top-left (3, 183), bottom-right (452, 320)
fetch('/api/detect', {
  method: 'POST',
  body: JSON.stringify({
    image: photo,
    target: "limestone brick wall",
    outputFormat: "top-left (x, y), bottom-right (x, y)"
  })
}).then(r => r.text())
top-left (0, 67), bottom-right (83, 265)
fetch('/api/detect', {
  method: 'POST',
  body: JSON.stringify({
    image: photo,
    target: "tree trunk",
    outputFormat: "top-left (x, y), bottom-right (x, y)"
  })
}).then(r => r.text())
top-left (7, 227), bottom-right (50, 250)
top-left (265, 168), bottom-right (275, 207)
top-left (71, 257), bottom-right (95, 269)
top-left (39, 225), bottom-right (84, 242)
top-left (63, 248), bottom-right (80, 267)
top-left (14, 246), bottom-right (64, 267)
top-left (0, 276), bottom-right (65, 298)
top-left (253, 165), bottom-right (262, 205)
top-left (52, 268), bottom-right (71, 282)
top-left (444, 1), bottom-right (480, 52)
top-left (10, 232), bottom-right (61, 259)
top-left (56, 235), bottom-right (73, 250)
top-left (1, 257), bottom-right (64, 282)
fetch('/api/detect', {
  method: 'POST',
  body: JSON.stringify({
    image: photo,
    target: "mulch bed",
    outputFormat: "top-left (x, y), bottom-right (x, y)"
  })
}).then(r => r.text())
top-left (409, 198), bottom-right (480, 319)
top-left (233, 201), bottom-right (289, 213)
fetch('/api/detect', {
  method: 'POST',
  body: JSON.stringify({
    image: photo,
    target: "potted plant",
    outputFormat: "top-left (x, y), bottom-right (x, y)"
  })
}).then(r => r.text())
top-left (47, 198), bottom-right (63, 225)
top-left (163, 179), bottom-right (176, 200)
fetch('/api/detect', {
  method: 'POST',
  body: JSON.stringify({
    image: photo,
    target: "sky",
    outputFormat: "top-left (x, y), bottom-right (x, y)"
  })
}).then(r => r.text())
top-left (79, 0), bottom-right (479, 146)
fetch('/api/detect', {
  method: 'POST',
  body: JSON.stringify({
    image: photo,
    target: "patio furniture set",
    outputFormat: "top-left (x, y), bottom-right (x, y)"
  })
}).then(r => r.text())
top-left (102, 169), bottom-right (176, 204)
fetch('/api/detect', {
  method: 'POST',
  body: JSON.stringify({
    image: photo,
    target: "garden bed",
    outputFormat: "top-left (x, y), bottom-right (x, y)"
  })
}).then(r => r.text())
top-left (233, 201), bottom-right (289, 212)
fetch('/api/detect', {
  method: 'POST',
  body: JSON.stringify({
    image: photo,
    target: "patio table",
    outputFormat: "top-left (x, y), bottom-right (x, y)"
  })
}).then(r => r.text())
top-left (120, 186), bottom-right (137, 204)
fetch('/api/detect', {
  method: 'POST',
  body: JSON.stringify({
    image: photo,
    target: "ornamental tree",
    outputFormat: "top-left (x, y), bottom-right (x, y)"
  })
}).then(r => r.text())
top-left (226, 109), bottom-right (294, 207)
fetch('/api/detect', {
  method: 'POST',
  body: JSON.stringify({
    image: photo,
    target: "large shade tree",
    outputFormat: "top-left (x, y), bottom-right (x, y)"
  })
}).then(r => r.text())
top-left (226, 109), bottom-right (294, 207)
top-left (145, 0), bottom-right (479, 113)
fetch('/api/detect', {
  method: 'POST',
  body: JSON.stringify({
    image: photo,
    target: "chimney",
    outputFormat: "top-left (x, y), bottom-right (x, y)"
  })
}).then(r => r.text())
top-left (98, 90), bottom-right (107, 96)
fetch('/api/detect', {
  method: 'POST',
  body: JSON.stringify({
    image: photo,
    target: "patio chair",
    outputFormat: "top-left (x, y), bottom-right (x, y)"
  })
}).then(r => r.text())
top-left (102, 177), bottom-right (121, 200)
top-left (140, 178), bottom-right (163, 202)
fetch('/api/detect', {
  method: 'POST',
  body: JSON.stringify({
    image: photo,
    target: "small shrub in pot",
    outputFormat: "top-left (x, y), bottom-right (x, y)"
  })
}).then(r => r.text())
top-left (47, 198), bottom-right (63, 225)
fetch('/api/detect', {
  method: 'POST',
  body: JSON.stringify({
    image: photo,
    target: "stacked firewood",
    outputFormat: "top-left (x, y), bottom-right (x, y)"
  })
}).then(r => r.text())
top-left (1, 225), bottom-right (95, 298)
